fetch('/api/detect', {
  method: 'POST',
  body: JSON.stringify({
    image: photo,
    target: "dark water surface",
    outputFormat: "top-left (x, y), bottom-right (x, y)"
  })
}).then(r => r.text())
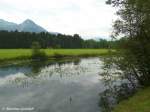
top-left (0, 58), bottom-right (135, 112)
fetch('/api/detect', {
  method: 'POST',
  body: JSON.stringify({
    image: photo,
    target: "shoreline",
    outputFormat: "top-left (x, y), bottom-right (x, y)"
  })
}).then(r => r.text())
top-left (113, 87), bottom-right (150, 112)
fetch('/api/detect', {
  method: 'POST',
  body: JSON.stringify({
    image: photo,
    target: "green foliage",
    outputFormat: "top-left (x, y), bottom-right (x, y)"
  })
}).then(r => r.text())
top-left (0, 31), bottom-right (119, 49)
top-left (113, 87), bottom-right (150, 112)
top-left (107, 0), bottom-right (150, 86)
top-left (0, 31), bottom-right (84, 48)
top-left (31, 41), bottom-right (41, 54)
top-left (31, 42), bottom-right (48, 61)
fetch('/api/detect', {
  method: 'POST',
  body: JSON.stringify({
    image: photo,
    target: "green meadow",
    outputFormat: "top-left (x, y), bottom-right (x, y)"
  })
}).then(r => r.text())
top-left (0, 49), bottom-right (112, 60)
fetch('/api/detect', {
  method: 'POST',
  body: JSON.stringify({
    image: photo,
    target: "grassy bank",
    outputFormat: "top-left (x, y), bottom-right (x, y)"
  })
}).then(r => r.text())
top-left (113, 87), bottom-right (150, 112)
top-left (0, 49), bottom-right (114, 61)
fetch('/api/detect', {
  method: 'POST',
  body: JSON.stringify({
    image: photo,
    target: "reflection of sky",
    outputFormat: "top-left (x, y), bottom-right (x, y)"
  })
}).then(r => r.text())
top-left (0, 58), bottom-right (105, 112)
top-left (0, 67), bottom-right (31, 78)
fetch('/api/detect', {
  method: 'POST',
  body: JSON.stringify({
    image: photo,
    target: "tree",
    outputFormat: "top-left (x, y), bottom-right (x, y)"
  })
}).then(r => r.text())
top-left (107, 0), bottom-right (150, 86)
top-left (31, 41), bottom-right (48, 61)
top-left (0, 31), bottom-right (115, 49)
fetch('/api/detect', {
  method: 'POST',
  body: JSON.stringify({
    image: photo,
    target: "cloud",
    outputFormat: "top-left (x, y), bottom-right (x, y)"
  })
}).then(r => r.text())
top-left (0, 0), bottom-right (116, 39)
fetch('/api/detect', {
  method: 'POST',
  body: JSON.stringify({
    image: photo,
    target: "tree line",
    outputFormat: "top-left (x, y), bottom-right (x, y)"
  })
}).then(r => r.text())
top-left (0, 31), bottom-right (117, 49)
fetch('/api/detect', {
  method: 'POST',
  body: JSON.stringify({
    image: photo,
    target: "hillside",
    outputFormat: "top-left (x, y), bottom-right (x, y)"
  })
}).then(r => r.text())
top-left (0, 19), bottom-right (46, 33)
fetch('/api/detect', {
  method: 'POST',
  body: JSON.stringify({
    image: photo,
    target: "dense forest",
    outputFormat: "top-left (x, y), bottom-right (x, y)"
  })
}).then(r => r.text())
top-left (0, 30), bottom-right (116, 49)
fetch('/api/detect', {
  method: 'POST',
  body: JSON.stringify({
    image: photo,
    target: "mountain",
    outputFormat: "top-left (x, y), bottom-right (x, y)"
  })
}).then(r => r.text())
top-left (0, 19), bottom-right (47, 33)
top-left (0, 19), bottom-right (18, 31)
top-left (18, 19), bottom-right (47, 32)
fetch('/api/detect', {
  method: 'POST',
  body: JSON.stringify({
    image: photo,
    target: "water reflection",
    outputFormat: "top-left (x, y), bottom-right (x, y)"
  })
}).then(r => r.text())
top-left (0, 57), bottom-right (138, 112)
top-left (98, 57), bottom-right (139, 112)
top-left (0, 58), bottom-right (81, 78)
top-left (0, 58), bottom-right (102, 112)
top-left (3, 58), bottom-right (83, 88)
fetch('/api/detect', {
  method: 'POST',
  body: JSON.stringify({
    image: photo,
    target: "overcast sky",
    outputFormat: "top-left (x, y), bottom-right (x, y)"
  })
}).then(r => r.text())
top-left (0, 0), bottom-right (116, 39)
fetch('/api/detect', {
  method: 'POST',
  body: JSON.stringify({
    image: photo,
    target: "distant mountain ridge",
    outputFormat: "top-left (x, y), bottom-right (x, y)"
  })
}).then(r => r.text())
top-left (0, 19), bottom-right (57, 34)
top-left (0, 19), bottom-right (18, 31)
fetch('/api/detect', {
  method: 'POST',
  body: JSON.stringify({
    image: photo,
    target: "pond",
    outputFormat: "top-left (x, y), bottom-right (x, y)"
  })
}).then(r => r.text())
top-left (0, 57), bottom-right (136, 112)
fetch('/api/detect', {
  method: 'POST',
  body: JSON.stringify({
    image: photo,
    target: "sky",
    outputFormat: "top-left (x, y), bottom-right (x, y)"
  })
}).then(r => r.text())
top-left (0, 0), bottom-right (117, 39)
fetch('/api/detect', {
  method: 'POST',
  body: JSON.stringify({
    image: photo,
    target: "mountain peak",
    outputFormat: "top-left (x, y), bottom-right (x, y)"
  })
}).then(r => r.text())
top-left (22, 19), bottom-right (35, 25)
top-left (17, 19), bottom-right (47, 33)
top-left (0, 18), bottom-right (47, 33)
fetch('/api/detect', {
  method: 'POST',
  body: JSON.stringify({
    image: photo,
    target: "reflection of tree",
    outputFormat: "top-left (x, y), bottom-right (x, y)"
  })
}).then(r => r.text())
top-left (73, 59), bottom-right (80, 65)
top-left (99, 57), bottom-right (138, 112)
top-left (99, 83), bottom-right (137, 112)
top-left (24, 58), bottom-right (81, 78)
top-left (24, 61), bottom-right (46, 77)
top-left (31, 61), bottom-right (45, 73)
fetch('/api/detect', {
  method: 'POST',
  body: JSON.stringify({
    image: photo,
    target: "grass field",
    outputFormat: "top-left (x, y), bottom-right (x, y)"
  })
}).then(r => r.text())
top-left (113, 87), bottom-right (150, 112)
top-left (0, 49), bottom-right (112, 60)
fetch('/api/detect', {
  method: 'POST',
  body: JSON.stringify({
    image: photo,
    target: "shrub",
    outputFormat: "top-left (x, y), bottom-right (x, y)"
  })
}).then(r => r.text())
top-left (31, 42), bottom-right (48, 61)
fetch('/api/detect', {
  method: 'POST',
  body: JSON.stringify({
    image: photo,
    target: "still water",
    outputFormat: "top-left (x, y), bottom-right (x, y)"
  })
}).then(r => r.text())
top-left (0, 58), bottom-right (123, 112)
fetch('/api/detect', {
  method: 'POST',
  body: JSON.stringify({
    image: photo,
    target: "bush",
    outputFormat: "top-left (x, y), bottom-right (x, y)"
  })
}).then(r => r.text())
top-left (31, 42), bottom-right (48, 61)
